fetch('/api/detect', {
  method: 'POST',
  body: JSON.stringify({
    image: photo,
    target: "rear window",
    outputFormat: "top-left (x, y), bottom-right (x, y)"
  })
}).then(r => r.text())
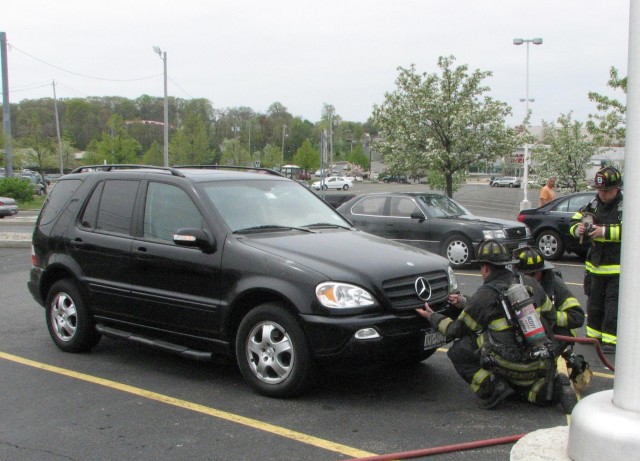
top-left (38, 179), bottom-right (83, 225)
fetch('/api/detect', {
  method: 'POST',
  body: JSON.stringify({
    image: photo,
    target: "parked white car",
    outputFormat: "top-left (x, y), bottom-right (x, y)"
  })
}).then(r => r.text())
top-left (311, 176), bottom-right (353, 190)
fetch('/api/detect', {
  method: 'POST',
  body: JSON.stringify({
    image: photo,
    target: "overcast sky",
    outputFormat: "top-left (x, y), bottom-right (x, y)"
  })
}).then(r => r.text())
top-left (2, 0), bottom-right (630, 127)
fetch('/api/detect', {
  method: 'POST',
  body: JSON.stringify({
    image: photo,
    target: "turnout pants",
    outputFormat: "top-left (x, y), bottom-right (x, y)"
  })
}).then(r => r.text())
top-left (586, 274), bottom-right (619, 345)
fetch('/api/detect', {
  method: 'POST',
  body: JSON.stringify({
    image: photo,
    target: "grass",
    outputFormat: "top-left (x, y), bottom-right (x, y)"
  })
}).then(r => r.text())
top-left (17, 194), bottom-right (47, 211)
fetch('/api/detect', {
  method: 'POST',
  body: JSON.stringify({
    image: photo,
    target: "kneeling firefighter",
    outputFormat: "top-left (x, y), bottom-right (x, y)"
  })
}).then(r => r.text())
top-left (416, 240), bottom-right (577, 413)
top-left (512, 246), bottom-right (592, 391)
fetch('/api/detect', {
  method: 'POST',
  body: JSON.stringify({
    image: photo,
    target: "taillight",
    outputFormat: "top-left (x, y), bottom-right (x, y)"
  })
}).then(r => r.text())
top-left (31, 245), bottom-right (37, 266)
top-left (517, 214), bottom-right (526, 223)
top-left (0, 201), bottom-right (4, 206)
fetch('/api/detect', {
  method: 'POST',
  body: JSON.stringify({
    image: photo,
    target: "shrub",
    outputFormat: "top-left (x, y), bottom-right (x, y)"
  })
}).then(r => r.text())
top-left (0, 177), bottom-right (35, 201)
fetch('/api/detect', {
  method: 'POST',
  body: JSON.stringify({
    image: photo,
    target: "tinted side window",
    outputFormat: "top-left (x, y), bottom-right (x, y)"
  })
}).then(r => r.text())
top-left (352, 196), bottom-right (387, 216)
top-left (38, 179), bottom-right (83, 225)
top-left (94, 180), bottom-right (138, 235)
top-left (144, 182), bottom-right (204, 242)
top-left (389, 197), bottom-right (421, 217)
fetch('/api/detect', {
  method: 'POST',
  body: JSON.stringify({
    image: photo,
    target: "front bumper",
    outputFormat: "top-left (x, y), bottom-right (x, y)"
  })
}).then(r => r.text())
top-left (300, 311), bottom-right (447, 368)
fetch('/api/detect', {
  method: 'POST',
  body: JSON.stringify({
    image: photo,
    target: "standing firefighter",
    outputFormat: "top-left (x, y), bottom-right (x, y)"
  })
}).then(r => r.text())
top-left (416, 240), bottom-right (577, 413)
top-left (512, 246), bottom-right (591, 390)
top-left (570, 166), bottom-right (622, 354)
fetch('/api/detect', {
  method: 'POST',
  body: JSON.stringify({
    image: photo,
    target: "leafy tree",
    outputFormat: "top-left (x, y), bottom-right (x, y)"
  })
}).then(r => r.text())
top-left (16, 106), bottom-right (57, 173)
top-left (143, 141), bottom-right (164, 166)
top-left (373, 56), bottom-right (518, 197)
top-left (532, 113), bottom-right (599, 192)
top-left (220, 138), bottom-right (251, 166)
top-left (347, 144), bottom-right (369, 171)
top-left (170, 111), bottom-right (211, 165)
top-left (587, 67), bottom-right (626, 146)
top-left (293, 140), bottom-right (319, 172)
top-left (93, 115), bottom-right (142, 164)
top-left (258, 144), bottom-right (281, 169)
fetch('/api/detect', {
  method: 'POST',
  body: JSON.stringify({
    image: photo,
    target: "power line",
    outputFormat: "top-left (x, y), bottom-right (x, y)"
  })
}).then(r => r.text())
top-left (8, 43), bottom-right (162, 82)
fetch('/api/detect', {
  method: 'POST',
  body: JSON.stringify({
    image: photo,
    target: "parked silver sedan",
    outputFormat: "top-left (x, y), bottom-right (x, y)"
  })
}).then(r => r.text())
top-left (0, 196), bottom-right (18, 218)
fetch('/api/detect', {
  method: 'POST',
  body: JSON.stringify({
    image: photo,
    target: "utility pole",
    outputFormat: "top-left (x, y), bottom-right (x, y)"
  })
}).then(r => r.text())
top-left (1, 32), bottom-right (12, 177)
top-left (327, 106), bottom-right (334, 173)
top-left (53, 80), bottom-right (64, 174)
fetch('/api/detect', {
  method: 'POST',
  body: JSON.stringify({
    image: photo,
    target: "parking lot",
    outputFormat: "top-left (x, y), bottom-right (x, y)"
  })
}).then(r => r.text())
top-left (0, 184), bottom-right (615, 460)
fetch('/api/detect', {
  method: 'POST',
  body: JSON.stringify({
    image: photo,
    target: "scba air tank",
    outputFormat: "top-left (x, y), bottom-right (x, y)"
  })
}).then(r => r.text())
top-left (506, 283), bottom-right (547, 347)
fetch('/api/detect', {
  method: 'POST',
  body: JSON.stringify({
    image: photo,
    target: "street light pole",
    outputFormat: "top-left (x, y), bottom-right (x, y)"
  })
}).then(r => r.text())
top-left (153, 46), bottom-right (169, 167)
top-left (513, 37), bottom-right (542, 211)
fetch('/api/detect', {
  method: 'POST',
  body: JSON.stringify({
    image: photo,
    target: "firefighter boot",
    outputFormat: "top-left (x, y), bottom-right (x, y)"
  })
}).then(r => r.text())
top-left (478, 379), bottom-right (514, 410)
top-left (553, 374), bottom-right (578, 414)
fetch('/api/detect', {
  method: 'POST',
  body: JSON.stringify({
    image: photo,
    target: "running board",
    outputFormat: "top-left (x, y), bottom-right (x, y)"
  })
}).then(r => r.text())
top-left (95, 324), bottom-right (213, 361)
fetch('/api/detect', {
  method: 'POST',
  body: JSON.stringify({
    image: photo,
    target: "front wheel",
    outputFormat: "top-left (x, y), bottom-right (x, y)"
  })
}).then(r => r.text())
top-left (535, 230), bottom-right (564, 260)
top-left (443, 235), bottom-right (473, 268)
top-left (236, 303), bottom-right (316, 398)
top-left (45, 279), bottom-right (101, 352)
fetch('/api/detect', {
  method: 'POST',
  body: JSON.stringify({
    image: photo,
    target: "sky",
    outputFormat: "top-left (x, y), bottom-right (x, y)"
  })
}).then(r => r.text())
top-left (2, 0), bottom-right (630, 127)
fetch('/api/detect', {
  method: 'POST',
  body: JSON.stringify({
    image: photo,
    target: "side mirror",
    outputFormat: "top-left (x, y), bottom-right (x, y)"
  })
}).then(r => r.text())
top-left (173, 228), bottom-right (216, 253)
top-left (410, 211), bottom-right (426, 223)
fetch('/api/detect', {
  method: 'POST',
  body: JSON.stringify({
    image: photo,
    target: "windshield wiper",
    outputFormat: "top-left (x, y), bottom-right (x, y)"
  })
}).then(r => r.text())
top-left (304, 222), bottom-right (351, 230)
top-left (234, 225), bottom-right (316, 234)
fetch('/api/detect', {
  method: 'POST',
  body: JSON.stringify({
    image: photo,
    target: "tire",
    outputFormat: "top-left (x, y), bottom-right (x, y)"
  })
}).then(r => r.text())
top-left (342, 184), bottom-right (350, 190)
top-left (535, 230), bottom-right (565, 260)
top-left (45, 279), bottom-right (101, 352)
top-left (443, 235), bottom-right (473, 268)
top-left (491, 183), bottom-right (496, 187)
top-left (509, 183), bottom-right (514, 188)
top-left (236, 303), bottom-right (316, 398)
top-left (322, 185), bottom-right (328, 191)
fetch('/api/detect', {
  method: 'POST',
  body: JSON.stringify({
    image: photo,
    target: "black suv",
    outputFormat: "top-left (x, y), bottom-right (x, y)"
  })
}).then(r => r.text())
top-left (28, 165), bottom-right (457, 397)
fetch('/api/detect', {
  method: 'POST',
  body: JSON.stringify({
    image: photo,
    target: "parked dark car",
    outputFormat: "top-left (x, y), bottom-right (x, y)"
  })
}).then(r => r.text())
top-left (319, 192), bottom-right (356, 208)
top-left (382, 175), bottom-right (409, 184)
top-left (337, 192), bottom-right (532, 268)
top-left (517, 191), bottom-right (596, 260)
top-left (28, 165), bottom-right (458, 398)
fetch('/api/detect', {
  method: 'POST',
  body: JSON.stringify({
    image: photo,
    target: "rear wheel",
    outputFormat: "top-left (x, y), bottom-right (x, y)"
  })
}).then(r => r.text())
top-left (443, 235), bottom-right (473, 268)
top-left (536, 230), bottom-right (564, 260)
top-left (46, 279), bottom-right (101, 352)
top-left (342, 184), bottom-right (350, 190)
top-left (236, 303), bottom-right (316, 398)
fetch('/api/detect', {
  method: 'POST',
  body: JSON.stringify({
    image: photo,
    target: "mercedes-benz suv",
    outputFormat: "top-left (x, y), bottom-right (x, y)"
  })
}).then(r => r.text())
top-left (28, 165), bottom-right (457, 398)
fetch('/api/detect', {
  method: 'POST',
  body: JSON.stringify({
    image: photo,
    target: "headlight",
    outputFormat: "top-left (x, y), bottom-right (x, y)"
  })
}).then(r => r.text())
top-left (524, 226), bottom-right (532, 237)
top-left (316, 282), bottom-right (375, 309)
top-left (483, 229), bottom-right (506, 240)
top-left (447, 266), bottom-right (458, 292)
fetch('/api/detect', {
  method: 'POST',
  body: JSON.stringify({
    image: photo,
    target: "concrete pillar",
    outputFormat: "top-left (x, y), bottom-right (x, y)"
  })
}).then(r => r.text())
top-left (568, 2), bottom-right (640, 459)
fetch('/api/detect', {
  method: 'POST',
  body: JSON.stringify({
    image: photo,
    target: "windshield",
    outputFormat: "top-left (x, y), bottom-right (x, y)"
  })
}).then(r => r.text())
top-left (416, 194), bottom-right (471, 218)
top-left (202, 179), bottom-right (351, 232)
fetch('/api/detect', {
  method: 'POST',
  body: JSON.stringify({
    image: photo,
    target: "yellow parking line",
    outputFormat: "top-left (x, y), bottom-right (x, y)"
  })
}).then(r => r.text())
top-left (0, 351), bottom-right (375, 459)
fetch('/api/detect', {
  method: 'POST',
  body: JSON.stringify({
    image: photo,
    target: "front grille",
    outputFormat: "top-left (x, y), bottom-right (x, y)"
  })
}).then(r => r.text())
top-left (381, 270), bottom-right (449, 311)
top-left (505, 226), bottom-right (528, 239)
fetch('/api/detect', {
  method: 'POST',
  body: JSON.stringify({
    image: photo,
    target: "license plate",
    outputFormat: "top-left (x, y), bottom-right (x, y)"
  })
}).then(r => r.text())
top-left (422, 330), bottom-right (447, 351)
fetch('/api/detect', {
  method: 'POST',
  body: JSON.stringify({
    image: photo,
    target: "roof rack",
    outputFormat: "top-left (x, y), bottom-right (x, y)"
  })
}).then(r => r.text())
top-left (172, 165), bottom-right (283, 177)
top-left (68, 164), bottom-right (185, 177)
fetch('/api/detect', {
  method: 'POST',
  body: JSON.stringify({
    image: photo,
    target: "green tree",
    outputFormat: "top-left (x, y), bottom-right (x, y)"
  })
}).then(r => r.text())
top-left (532, 113), bottom-right (599, 192)
top-left (259, 144), bottom-right (281, 169)
top-left (143, 141), bottom-right (164, 166)
top-left (220, 139), bottom-right (251, 166)
top-left (93, 115), bottom-right (142, 164)
top-left (293, 140), bottom-right (319, 172)
top-left (347, 144), bottom-right (369, 171)
top-left (587, 67), bottom-right (626, 146)
top-left (373, 56), bottom-right (518, 197)
top-left (170, 111), bottom-right (211, 165)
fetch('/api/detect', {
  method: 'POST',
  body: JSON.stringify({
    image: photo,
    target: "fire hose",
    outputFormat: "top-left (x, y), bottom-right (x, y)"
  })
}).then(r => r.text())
top-left (343, 335), bottom-right (613, 461)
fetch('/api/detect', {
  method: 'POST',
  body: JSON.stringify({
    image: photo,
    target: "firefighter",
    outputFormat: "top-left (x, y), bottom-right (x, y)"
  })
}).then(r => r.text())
top-left (511, 246), bottom-right (591, 390)
top-left (416, 240), bottom-right (576, 413)
top-left (570, 166), bottom-right (622, 354)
